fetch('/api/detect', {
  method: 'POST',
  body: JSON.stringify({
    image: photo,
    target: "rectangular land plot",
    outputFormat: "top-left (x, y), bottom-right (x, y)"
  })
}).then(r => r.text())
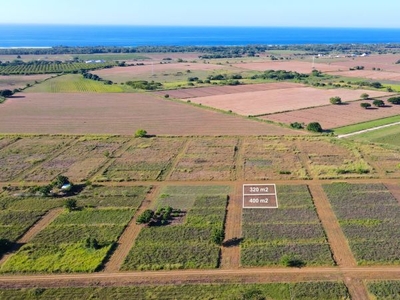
top-left (168, 138), bottom-right (238, 181)
top-left (99, 138), bottom-right (185, 181)
top-left (0, 136), bottom-right (73, 181)
top-left (0, 282), bottom-right (351, 300)
top-left (24, 137), bottom-right (126, 182)
top-left (241, 185), bottom-right (334, 267)
top-left (243, 137), bottom-right (308, 180)
top-left (77, 185), bottom-right (150, 208)
top-left (297, 138), bottom-right (374, 179)
top-left (122, 185), bottom-right (230, 270)
top-left (0, 210), bottom-right (45, 242)
top-left (0, 208), bottom-right (136, 273)
top-left (323, 182), bottom-right (400, 265)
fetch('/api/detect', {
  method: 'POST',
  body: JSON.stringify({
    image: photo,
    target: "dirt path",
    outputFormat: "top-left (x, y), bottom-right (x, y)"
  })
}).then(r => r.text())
top-left (219, 183), bottom-right (242, 269)
top-left (233, 138), bottom-right (244, 181)
top-left (0, 208), bottom-right (63, 266)
top-left (102, 185), bottom-right (159, 273)
top-left (344, 277), bottom-right (370, 300)
top-left (1, 267), bottom-right (399, 289)
top-left (337, 121), bottom-right (400, 138)
top-left (308, 184), bottom-right (357, 267)
top-left (164, 138), bottom-right (189, 180)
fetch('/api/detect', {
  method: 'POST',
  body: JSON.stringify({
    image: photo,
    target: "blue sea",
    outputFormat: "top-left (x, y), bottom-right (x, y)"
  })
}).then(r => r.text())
top-left (1, 25), bottom-right (400, 47)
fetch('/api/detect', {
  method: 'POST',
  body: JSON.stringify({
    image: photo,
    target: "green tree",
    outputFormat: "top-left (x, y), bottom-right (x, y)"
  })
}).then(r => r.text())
top-left (387, 97), bottom-right (400, 105)
top-left (211, 228), bottom-right (225, 245)
top-left (134, 129), bottom-right (147, 138)
top-left (85, 237), bottom-right (99, 249)
top-left (329, 96), bottom-right (342, 105)
top-left (360, 102), bottom-right (372, 109)
top-left (64, 199), bottom-right (77, 212)
top-left (52, 175), bottom-right (70, 188)
top-left (360, 93), bottom-right (369, 100)
top-left (136, 209), bottom-right (154, 224)
top-left (306, 122), bottom-right (323, 133)
top-left (373, 100), bottom-right (385, 107)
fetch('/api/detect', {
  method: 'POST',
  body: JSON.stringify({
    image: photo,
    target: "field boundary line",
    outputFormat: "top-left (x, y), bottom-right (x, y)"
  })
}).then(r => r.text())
top-left (308, 183), bottom-right (357, 267)
top-left (0, 207), bottom-right (63, 266)
top-left (164, 138), bottom-right (189, 181)
top-left (338, 121), bottom-right (400, 138)
top-left (102, 185), bottom-right (160, 273)
top-left (88, 138), bottom-right (134, 182)
top-left (233, 138), bottom-right (244, 181)
top-left (13, 137), bottom-right (79, 182)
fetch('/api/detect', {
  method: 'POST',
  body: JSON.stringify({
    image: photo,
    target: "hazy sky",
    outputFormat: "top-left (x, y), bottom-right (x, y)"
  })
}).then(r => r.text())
top-left (3, 0), bottom-right (400, 28)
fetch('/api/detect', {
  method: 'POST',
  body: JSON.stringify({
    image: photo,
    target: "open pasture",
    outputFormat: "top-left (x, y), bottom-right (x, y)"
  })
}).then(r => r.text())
top-left (98, 138), bottom-right (184, 182)
top-left (92, 63), bottom-right (237, 83)
top-left (168, 138), bottom-right (238, 181)
top-left (348, 124), bottom-right (400, 147)
top-left (327, 54), bottom-right (400, 73)
top-left (24, 137), bottom-right (125, 182)
top-left (188, 85), bottom-right (389, 116)
top-left (0, 136), bottom-right (71, 181)
top-left (323, 183), bottom-right (400, 265)
top-left (0, 208), bottom-right (136, 273)
top-left (153, 82), bottom-right (300, 99)
top-left (77, 185), bottom-right (150, 208)
top-left (0, 74), bottom-right (53, 90)
top-left (26, 74), bottom-right (127, 93)
top-left (122, 185), bottom-right (229, 270)
top-left (329, 70), bottom-right (400, 81)
top-left (233, 60), bottom-right (345, 73)
top-left (241, 185), bottom-right (334, 267)
top-left (264, 98), bottom-right (400, 129)
top-left (242, 137), bottom-right (308, 180)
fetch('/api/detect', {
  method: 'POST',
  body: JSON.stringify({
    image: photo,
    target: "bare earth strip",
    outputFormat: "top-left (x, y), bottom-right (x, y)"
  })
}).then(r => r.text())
top-left (264, 100), bottom-right (400, 129)
top-left (0, 93), bottom-right (298, 136)
top-left (220, 183), bottom-right (242, 269)
top-left (153, 82), bottom-right (301, 99)
top-left (0, 267), bottom-right (400, 289)
top-left (0, 208), bottom-right (63, 266)
top-left (103, 186), bottom-right (158, 273)
top-left (188, 87), bottom-right (390, 116)
top-left (329, 70), bottom-right (400, 81)
top-left (307, 184), bottom-right (357, 268)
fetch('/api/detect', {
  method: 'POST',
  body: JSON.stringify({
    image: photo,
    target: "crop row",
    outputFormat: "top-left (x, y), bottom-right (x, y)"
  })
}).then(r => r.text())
top-left (367, 280), bottom-right (400, 300)
top-left (323, 182), bottom-right (400, 265)
top-left (0, 281), bottom-right (351, 300)
top-left (0, 210), bottom-right (44, 242)
top-left (241, 185), bottom-right (334, 267)
top-left (0, 62), bottom-right (115, 75)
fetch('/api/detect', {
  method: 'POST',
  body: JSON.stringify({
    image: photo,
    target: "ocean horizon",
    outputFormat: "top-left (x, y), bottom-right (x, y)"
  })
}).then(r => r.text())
top-left (1, 24), bottom-right (400, 48)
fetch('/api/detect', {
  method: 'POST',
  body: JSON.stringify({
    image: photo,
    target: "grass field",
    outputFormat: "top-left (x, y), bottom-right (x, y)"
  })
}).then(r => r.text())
top-left (26, 74), bottom-right (130, 93)
top-left (347, 123), bottom-right (400, 147)
top-left (0, 281), bottom-right (350, 300)
top-left (334, 115), bottom-right (400, 135)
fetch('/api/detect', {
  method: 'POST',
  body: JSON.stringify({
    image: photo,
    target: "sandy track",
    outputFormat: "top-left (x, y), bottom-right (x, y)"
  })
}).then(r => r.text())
top-left (219, 183), bottom-right (242, 269)
top-left (103, 186), bottom-right (159, 272)
top-left (0, 208), bottom-right (63, 266)
top-left (1, 267), bottom-right (400, 289)
top-left (308, 184), bottom-right (357, 267)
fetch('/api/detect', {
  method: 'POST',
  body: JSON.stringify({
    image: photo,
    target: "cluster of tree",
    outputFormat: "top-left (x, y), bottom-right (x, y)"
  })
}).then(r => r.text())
top-left (125, 80), bottom-right (162, 90)
top-left (0, 89), bottom-right (14, 97)
top-left (360, 99), bottom-right (386, 109)
top-left (388, 96), bottom-right (400, 104)
top-left (29, 175), bottom-right (72, 197)
top-left (251, 70), bottom-right (308, 81)
top-left (349, 65), bottom-right (364, 70)
top-left (354, 81), bottom-right (383, 89)
top-left (2, 44), bottom-right (400, 56)
top-left (1, 60), bottom-right (70, 67)
top-left (136, 206), bottom-right (177, 226)
top-left (82, 72), bottom-right (113, 85)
